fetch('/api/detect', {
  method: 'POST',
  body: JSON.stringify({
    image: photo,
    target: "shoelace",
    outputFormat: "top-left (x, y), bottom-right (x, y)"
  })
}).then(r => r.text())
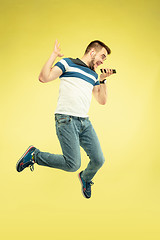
top-left (86, 181), bottom-right (94, 190)
top-left (29, 153), bottom-right (35, 171)
top-left (30, 163), bottom-right (34, 171)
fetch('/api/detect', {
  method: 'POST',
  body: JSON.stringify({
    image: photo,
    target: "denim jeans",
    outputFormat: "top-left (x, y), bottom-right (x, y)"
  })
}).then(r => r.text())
top-left (34, 114), bottom-right (105, 181)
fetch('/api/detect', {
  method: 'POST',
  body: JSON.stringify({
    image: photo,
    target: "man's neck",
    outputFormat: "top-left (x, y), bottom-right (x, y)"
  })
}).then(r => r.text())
top-left (80, 56), bottom-right (90, 67)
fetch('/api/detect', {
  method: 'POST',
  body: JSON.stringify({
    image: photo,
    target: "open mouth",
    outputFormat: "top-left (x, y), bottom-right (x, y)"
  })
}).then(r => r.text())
top-left (95, 61), bottom-right (101, 67)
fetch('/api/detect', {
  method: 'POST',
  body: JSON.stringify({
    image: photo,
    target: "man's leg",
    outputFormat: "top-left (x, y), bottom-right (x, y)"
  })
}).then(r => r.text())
top-left (34, 114), bottom-right (81, 172)
top-left (79, 118), bottom-right (105, 181)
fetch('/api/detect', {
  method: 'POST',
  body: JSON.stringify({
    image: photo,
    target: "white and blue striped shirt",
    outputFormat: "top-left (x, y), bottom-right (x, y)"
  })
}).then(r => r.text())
top-left (54, 57), bottom-right (100, 117)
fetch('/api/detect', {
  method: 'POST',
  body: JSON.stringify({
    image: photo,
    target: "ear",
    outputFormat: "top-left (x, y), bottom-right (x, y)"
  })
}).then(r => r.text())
top-left (90, 48), bottom-right (95, 56)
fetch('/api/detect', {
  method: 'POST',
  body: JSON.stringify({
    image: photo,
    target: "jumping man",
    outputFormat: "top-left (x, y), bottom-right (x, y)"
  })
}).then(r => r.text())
top-left (16, 40), bottom-right (114, 199)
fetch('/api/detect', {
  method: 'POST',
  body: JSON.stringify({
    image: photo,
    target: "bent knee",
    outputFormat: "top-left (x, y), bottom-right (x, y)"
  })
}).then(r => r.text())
top-left (67, 162), bottom-right (81, 172)
top-left (94, 156), bottom-right (105, 168)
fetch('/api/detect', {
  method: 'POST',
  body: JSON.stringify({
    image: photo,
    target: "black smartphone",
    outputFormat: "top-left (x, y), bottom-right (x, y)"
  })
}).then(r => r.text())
top-left (100, 69), bottom-right (116, 73)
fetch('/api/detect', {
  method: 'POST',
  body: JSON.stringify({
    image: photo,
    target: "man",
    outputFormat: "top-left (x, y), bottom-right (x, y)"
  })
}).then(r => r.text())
top-left (16, 40), bottom-right (114, 199)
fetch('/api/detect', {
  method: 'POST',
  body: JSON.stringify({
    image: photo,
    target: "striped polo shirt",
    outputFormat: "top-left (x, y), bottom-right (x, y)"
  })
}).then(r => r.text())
top-left (54, 57), bottom-right (100, 118)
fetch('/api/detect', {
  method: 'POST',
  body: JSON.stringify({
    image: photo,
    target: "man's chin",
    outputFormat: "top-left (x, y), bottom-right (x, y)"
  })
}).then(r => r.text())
top-left (94, 64), bottom-right (98, 71)
top-left (89, 62), bottom-right (96, 71)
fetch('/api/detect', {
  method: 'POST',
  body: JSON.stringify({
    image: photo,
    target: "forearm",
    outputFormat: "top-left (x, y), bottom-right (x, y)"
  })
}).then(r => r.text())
top-left (39, 52), bottom-right (58, 81)
top-left (99, 83), bottom-right (108, 105)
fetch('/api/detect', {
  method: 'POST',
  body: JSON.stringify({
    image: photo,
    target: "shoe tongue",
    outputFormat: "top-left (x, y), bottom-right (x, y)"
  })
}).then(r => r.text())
top-left (86, 181), bottom-right (94, 187)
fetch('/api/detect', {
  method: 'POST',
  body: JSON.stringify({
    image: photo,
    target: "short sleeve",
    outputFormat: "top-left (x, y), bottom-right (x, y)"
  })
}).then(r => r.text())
top-left (94, 72), bottom-right (100, 86)
top-left (95, 80), bottom-right (100, 86)
top-left (54, 59), bottom-right (66, 74)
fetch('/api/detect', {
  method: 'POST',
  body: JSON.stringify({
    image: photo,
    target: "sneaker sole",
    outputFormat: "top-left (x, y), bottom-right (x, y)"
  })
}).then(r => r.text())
top-left (16, 145), bottom-right (35, 172)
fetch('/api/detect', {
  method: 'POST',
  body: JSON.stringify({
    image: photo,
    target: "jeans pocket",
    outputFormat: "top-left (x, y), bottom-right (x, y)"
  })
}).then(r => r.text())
top-left (56, 114), bottom-right (72, 125)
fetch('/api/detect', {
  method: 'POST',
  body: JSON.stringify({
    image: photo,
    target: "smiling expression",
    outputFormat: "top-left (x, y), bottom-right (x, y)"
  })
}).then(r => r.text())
top-left (88, 47), bottom-right (107, 71)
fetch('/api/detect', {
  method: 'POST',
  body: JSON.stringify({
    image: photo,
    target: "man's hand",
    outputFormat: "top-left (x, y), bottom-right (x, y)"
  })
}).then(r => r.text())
top-left (99, 68), bottom-right (114, 81)
top-left (38, 39), bottom-right (64, 83)
top-left (53, 39), bottom-right (64, 57)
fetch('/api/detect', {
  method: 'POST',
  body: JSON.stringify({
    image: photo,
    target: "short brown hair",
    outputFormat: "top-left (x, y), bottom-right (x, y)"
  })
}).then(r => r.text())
top-left (84, 40), bottom-right (111, 55)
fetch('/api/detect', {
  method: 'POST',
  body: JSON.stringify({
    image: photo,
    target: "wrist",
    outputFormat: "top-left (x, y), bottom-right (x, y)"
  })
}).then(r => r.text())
top-left (52, 52), bottom-right (58, 58)
top-left (100, 79), bottom-right (107, 84)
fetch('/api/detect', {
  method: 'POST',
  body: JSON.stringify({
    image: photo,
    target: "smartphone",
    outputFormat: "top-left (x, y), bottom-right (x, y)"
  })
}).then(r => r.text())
top-left (100, 69), bottom-right (116, 73)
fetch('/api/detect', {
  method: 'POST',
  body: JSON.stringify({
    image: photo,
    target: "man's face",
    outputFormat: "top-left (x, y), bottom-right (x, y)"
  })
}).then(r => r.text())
top-left (88, 47), bottom-right (107, 71)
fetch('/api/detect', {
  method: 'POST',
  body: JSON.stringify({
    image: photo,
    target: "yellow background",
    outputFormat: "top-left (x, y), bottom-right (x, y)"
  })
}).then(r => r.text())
top-left (0, 0), bottom-right (160, 239)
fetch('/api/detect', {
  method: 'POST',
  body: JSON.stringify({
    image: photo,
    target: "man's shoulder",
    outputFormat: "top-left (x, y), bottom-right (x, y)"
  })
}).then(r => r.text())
top-left (60, 57), bottom-right (87, 67)
top-left (68, 58), bottom-right (87, 67)
top-left (59, 57), bottom-right (98, 79)
top-left (69, 58), bottom-right (98, 78)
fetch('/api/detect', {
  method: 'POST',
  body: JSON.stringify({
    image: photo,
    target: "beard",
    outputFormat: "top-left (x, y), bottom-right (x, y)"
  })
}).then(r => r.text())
top-left (88, 57), bottom-right (96, 71)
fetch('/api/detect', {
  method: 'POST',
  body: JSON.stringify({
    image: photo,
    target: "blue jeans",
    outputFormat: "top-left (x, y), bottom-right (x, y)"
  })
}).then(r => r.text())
top-left (34, 114), bottom-right (105, 181)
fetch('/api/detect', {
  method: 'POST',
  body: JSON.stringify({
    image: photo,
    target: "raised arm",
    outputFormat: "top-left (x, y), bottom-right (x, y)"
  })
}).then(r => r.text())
top-left (92, 68), bottom-right (114, 105)
top-left (38, 40), bottom-right (64, 83)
